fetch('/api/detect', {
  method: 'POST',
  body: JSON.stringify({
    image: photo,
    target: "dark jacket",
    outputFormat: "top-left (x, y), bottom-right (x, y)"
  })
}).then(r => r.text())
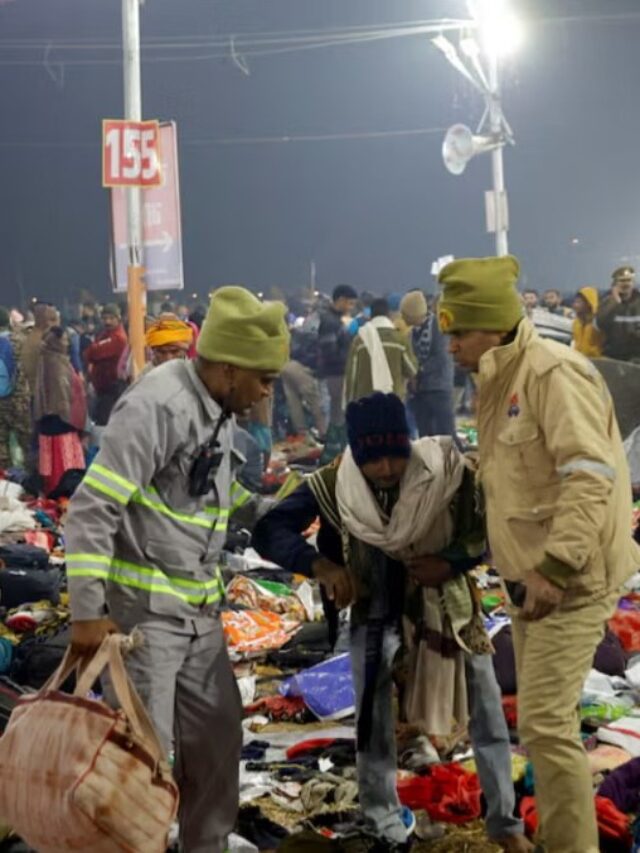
top-left (411, 314), bottom-right (455, 395)
top-left (317, 307), bottom-right (351, 378)
top-left (597, 290), bottom-right (640, 362)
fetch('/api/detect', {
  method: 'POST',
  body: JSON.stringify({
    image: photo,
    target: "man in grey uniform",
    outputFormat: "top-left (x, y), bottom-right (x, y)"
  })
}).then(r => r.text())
top-left (66, 286), bottom-right (290, 853)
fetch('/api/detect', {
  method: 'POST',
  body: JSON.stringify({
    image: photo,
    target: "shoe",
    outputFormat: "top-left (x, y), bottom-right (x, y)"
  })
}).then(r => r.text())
top-left (496, 835), bottom-right (536, 853)
top-left (400, 806), bottom-right (416, 837)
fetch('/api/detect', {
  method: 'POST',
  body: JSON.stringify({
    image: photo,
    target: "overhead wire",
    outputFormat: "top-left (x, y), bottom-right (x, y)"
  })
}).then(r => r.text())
top-left (0, 126), bottom-right (448, 148)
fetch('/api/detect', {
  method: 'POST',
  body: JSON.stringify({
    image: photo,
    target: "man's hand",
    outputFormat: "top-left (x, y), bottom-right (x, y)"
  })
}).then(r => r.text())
top-left (521, 571), bottom-right (564, 621)
top-left (611, 283), bottom-right (623, 304)
top-left (71, 618), bottom-right (119, 658)
top-left (406, 555), bottom-right (453, 588)
top-left (312, 557), bottom-right (355, 610)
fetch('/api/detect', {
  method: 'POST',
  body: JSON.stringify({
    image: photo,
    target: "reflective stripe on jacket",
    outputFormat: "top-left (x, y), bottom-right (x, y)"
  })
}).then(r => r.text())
top-left (476, 319), bottom-right (640, 599)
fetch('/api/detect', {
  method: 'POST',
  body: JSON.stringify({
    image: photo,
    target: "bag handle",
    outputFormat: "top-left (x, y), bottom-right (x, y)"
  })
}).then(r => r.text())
top-left (105, 636), bottom-right (168, 765)
top-left (39, 633), bottom-right (167, 767)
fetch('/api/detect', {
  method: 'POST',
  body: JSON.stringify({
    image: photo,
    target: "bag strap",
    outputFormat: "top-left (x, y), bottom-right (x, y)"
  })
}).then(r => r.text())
top-left (105, 637), bottom-right (167, 765)
top-left (40, 633), bottom-right (167, 767)
top-left (72, 636), bottom-right (116, 697)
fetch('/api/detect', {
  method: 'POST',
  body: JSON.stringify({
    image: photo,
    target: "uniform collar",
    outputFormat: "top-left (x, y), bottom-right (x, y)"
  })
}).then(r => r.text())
top-left (477, 319), bottom-right (535, 385)
top-left (185, 359), bottom-right (224, 422)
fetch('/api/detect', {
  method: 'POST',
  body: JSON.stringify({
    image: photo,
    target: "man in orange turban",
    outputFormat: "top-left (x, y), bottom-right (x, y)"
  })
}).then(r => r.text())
top-left (145, 313), bottom-right (193, 367)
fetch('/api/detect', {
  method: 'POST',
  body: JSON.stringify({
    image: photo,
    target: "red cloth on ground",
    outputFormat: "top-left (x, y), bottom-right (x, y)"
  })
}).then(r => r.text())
top-left (609, 609), bottom-right (640, 653)
top-left (397, 763), bottom-right (482, 824)
top-left (502, 695), bottom-right (518, 729)
top-left (38, 432), bottom-right (85, 496)
top-left (286, 738), bottom-right (339, 760)
top-left (520, 795), bottom-right (632, 845)
top-left (245, 695), bottom-right (308, 723)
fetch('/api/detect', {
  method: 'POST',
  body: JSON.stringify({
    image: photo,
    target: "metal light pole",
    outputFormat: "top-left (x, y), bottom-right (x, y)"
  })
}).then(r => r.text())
top-left (434, 1), bottom-right (521, 258)
top-left (487, 52), bottom-right (509, 256)
top-left (122, 0), bottom-right (146, 375)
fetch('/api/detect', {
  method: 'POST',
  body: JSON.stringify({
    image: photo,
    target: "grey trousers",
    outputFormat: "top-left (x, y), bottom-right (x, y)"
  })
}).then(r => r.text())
top-left (106, 620), bottom-right (242, 853)
top-left (325, 375), bottom-right (346, 427)
top-left (350, 625), bottom-right (523, 843)
top-left (280, 360), bottom-right (327, 435)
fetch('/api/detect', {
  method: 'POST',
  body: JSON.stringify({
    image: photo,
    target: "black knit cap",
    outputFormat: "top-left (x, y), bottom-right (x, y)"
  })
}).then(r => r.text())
top-left (346, 392), bottom-right (411, 467)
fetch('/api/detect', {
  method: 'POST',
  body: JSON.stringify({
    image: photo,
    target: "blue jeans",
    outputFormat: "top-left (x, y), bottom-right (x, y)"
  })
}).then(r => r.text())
top-left (350, 625), bottom-right (523, 842)
top-left (350, 624), bottom-right (407, 844)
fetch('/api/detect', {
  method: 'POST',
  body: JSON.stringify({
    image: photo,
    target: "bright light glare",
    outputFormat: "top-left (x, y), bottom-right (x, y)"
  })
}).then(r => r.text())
top-left (468, 0), bottom-right (524, 57)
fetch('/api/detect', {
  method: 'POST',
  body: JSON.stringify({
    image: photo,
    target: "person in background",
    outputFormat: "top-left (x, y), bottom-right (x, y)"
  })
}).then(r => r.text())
top-left (438, 255), bottom-right (640, 853)
top-left (0, 306), bottom-right (31, 470)
top-left (344, 298), bottom-right (417, 404)
top-left (189, 304), bottom-right (207, 330)
top-left (572, 287), bottom-right (603, 358)
top-left (34, 326), bottom-right (87, 495)
top-left (253, 393), bottom-right (531, 853)
top-left (176, 304), bottom-right (190, 321)
top-left (65, 318), bottom-right (84, 374)
top-left (596, 265), bottom-right (640, 362)
top-left (21, 301), bottom-right (59, 397)
top-left (541, 289), bottom-right (568, 316)
top-left (401, 290), bottom-right (456, 437)
top-left (84, 304), bottom-right (129, 426)
top-left (145, 313), bottom-right (193, 368)
top-left (347, 291), bottom-right (375, 336)
top-left (280, 324), bottom-right (327, 439)
top-left (317, 284), bottom-right (358, 455)
top-left (522, 290), bottom-right (539, 317)
top-left (387, 292), bottom-right (409, 335)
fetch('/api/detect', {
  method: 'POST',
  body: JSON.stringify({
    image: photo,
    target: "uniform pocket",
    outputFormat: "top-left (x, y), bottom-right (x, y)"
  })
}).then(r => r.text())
top-left (496, 420), bottom-right (557, 487)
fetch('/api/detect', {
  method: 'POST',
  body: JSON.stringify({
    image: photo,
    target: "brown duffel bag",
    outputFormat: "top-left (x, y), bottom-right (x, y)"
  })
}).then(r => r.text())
top-left (0, 633), bottom-right (178, 852)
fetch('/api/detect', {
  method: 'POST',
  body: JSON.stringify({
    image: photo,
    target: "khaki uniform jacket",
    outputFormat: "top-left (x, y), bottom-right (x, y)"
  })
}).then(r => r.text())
top-left (476, 319), bottom-right (640, 601)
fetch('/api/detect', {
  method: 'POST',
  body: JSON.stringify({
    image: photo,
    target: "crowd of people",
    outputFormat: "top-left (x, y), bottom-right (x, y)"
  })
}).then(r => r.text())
top-left (0, 259), bottom-right (638, 853)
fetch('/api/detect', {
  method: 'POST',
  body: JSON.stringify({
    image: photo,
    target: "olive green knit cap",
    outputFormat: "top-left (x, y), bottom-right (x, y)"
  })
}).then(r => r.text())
top-left (437, 256), bottom-right (523, 333)
top-left (197, 286), bottom-right (290, 372)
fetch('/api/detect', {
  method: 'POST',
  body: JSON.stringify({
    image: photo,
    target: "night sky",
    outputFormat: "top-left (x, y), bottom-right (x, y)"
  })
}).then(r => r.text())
top-left (1, 0), bottom-right (639, 307)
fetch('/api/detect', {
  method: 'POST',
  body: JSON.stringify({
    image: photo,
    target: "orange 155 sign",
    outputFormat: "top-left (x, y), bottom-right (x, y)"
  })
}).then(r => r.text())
top-left (102, 119), bottom-right (163, 188)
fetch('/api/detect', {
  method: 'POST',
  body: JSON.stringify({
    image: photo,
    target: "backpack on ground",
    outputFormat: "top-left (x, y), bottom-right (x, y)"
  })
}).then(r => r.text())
top-left (0, 334), bottom-right (16, 398)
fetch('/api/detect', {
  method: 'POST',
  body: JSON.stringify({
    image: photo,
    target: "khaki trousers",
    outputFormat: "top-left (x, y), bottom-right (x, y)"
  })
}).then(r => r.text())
top-left (511, 591), bottom-right (619, 853)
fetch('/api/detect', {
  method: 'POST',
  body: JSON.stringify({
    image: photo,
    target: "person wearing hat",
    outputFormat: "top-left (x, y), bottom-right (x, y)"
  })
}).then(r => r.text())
top-left (253, 392), bottom-right (531, 853)
top-left (400, 290), bottom-right (456, 437)
top-left (572, 287), bottom-right (603, 358)
top-left (66, 287), bottom-right (290, 853)
top-left (438, 256), bottom-right (640, 853)
top-left (84, 303), bottom-right (129, 425)
top-left (145, 312), bottom-right (194, 367)
top-left (596, 265), bottom-right (640, 362)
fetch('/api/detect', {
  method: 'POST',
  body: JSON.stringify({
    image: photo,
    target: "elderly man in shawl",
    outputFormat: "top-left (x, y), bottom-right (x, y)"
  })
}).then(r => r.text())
top-left (253, 392), bottom-right (530, 852)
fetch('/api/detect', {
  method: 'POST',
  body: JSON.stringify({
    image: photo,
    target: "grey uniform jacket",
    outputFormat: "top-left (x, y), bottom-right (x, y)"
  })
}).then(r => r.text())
top-left (65, 359), bottom-right (254, 632)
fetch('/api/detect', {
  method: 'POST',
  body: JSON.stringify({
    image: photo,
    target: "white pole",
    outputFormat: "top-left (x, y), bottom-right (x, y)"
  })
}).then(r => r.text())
top-left (487, 51), bottom-right (509, 257)
top-left (122, 0), bottom-right (146, 373)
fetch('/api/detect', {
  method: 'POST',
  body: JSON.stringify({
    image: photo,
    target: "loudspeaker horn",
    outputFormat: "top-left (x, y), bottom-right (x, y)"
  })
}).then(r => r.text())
top-left (442, 123), bottom-right (501, 175)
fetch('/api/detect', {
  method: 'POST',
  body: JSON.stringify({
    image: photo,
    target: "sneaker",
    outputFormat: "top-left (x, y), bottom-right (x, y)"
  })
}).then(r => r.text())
top-left (400, 806), bottom-right (416, 837)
